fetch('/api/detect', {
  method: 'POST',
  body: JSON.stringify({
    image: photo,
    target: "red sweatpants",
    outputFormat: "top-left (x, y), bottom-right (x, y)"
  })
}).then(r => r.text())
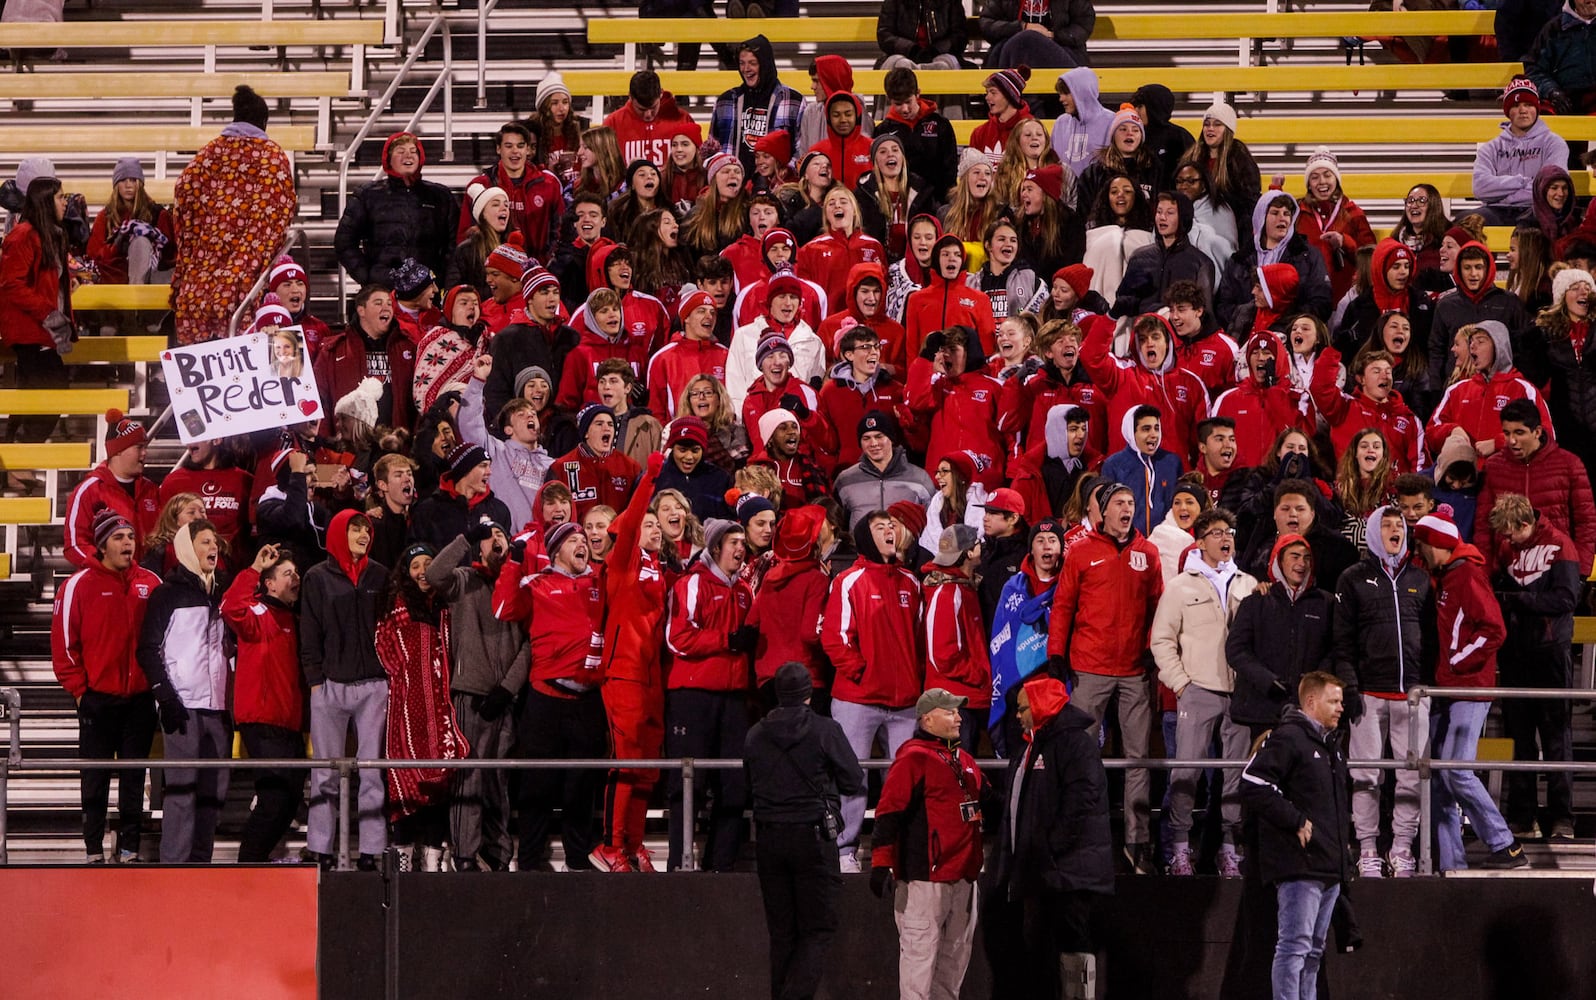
top-left (602, 676), bottom-right (665, 853)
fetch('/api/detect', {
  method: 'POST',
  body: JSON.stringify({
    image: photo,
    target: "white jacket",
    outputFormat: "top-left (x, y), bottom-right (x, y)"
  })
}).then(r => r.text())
top-left (725, 317), bottom-right (826, 414)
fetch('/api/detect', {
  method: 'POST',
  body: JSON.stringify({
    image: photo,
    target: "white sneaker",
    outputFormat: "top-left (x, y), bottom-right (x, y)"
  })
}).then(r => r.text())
top-left (838, 853), bottom-right (862, 874)
top-left (1216, 845), bottom-right (1243, 878)
top-left (1167, 846), bottom-right (1195, 876)
top-left (1387, 849), bottom-right (1416, 878)
top-left (1358, 848), bottom-right (1385, 878)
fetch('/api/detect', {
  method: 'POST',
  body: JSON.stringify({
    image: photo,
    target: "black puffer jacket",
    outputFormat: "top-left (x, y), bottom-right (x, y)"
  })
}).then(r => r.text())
top-left (1111, 195), bottom-right (1216, 318)
top-left (333, 134), bottom-right (458, 287)
top-left (1330, 510), bottom-right (1435, 697)
top-left (1225, 536), bottom-right (1334, 728)
top-left (877, 0), bottom-right (968, 61)
top-left (299, 509), bottom-right (389, 686)
top-left (1534, 323), bottom-right (1596, 456)
top-left (1241, 707), bottom-right (1351, 887)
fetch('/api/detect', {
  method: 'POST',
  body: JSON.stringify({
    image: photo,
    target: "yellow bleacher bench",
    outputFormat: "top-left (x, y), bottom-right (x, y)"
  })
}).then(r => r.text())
top-left (0, 497), bottom-right (51, 525)
top-left (0, 18), bottom-right (384, 49)
top-left (948, 116), bottom-right (1596, 145)
top-left (565, 63), bottom-right (1523, 99)
top-left (0, 553), bottom-right (11, 579)
top-left (0, 388), bottom-right (128, 415)
top-left (1573, 617), bottom-right (1596, 644)
top-left (72, 286), bottom-right (172, 312)
top-left (0, 337), bottom-right (165, 365)
top-left (0, 443), bottom-right (92, 471)
top-left (1325, 172), bottom-right (1593, 203)
top-left (588, 11), bottom-right (1496, 46)
top-left (0, 71), bottom-right (351, 102)
top-left (0, 124), bottom-right (317, 154)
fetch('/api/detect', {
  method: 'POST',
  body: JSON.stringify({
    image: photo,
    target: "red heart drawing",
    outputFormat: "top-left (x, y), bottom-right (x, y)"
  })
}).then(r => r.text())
top-left (299, 399), bottom-right (319, 416)
top-left (161, 351), bottom-right (172, 360)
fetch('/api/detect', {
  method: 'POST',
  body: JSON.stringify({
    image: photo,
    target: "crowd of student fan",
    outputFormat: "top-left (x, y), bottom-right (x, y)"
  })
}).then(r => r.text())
top-left (35, 49), bottom-right (1596, 903)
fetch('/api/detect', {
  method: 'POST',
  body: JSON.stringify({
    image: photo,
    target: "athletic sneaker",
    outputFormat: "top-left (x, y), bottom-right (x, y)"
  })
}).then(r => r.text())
top-left (1358, 848), bottom-right (1385, 878)
top-left (394, 847), bottom-right (414, 873)
top-left (1483, 840), bottom-right (1529, 870)
top-left (633, 847), bottom-right (659, 873)
top-left (1508, 818), bottom-right (1542, 840)
top-left (839, 853), bottom-right (862, 874)
top-left (1216, 845), bottom-right (1243, 878)
top-left (589, 845), bottom-right (636, 872)
top-left (1387, 848), bottom-right (1416, 878)
top-left (116, 849), bottom-right (140, 864)
top-left (1167, 846), bottom-right (1195, 876)
top-left (1549, 819), bottom-right (1576, 840)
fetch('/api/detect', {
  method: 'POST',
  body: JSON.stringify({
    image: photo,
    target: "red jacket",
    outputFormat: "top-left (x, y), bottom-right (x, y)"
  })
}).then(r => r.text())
top-left (64, 466), bottom-right (160, 570)
top-left (493, 562), bottom-right (606, 691)
top-left (1426, 370), bottom-right (1554, 457)
top-left (455, 163), bottom-right (564, 264)
top-left (922, 568), bottom-right (992, 709)
top-left (557, 325), bottom-right (648, 409)
top-left (51, 560), bottom-right (160, 699)
top-left (160, 465), bottom-right (252, 551)
top-left (747, 557), bottom-right (831, 687)
top-left (741, 373), bottom-right (837, 463)
top-left (481, 293), bottom-right (528, 336)
top-left (968, 106), bottom-right (1033, 164)
top-left (1211, 332), bottom-right (1310, 468)
top-left (603, 92), bottom-right (698, 166)
top-left (1476, 439), bottom-right (1596, 574)
top-left (600, 459), bottom-right (668, 685)
top-left (721, 234), bottom-right (768, 291)
top-left (797, 228), bottom-right (886, 316)
top-left (548, 444), bottom-right (642, 521)
top-left (872, 735), bottom-right (989, 883)
top-left (311, 323), bottom-right (420, 434)
top-left (817, 363), bottom-right (916, 470)
top-left (1046, 528), bottom-right (1164, 677)
top-left (569, 283), bottom-right (671, 361)
top-left (220, 568), bottom-right (304, 730)
top-left (823, 555), bottom-right (924, 708)
top-left (906, 358), bottom-right (1006, 488)
top-left (665, 558), bottom-right (754, 691)
top-left (816, 262), bottom-right (908, 360)
top-left (810, 94), bottom-right (873, 189)
top-left (903, 273), bottom-right (996, 363)
top-left (998, 364), bottom-right (1109, 457)
top-left (1078, 314), bottom-right (1208, 464)
top-left (1432, 546), bottom-right (1506, 699)
top-left (1308, 346), bottom-right (1423, 474)
top-left (1008, 439), bottom-right (1103, 527)
top-left (733, 272), bottom-right (830, 331)
top-left (1297, 194), bottom-right (1377, 303)
top-left (0, 222), bottom-right (66, 349)
top-left (1174, 330), bottom-right (1240, 398)
top-left (647, 335), bottom-right (729, 420)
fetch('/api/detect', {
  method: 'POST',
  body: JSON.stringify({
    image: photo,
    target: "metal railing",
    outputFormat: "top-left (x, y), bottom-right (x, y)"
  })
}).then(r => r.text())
top-left (5, 685), bottom-right (1596, 877)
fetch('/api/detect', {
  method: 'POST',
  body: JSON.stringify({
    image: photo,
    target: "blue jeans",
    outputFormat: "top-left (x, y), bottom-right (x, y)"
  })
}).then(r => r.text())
top-left (1272, 879), bottom-right (1339, 1000)
top-left (1432, 699), bottom-right (1514, 871)
top-left (831, 699), bottom-right (916, 855)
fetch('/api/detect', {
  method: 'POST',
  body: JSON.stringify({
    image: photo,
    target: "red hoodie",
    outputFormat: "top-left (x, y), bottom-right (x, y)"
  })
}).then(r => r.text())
top-left (999, 362), bottom-right (1109, 458)
top-left (220, 568), bottom-right (304, 730)
top-left (823, 540), bottom-right (924, 709)
top-left (455, 161), bottom-right (564, 264)
top-left (1432, 544), bottom-right (1505, 699)
top-left (665, 556), bottom-right (755, 691)
top-left (812, 92), bottom-right (873, 189)
top-left (601, 455), bottom-right (668, 685)
top-left (817, 261), bottom-right (909, 362)
top-left (568, 244), bottom-right (671, 363)
top-left (1425, 318), bottom-right (1553, 456)
top-left (1078, 313), bottom-right (1208, 465)
top-left (817, 362), bottom-right (916, 470)
top-left (1212, 331), bottom-right (1310, 468)
top-left (1309, 345), bottom-right (1423, 474)
top-left (1370, 239), bottom-right (1415, 314)
top-left (52, 558), bottom-right (160, 699)
top-left (746, 506), bottom-right (831, 687)
top-left (602, 92), bottom-right (699, 167)
top-left (903, 237), bottom-right (996, 361)
top-left (968, 105), bottom-right (1034, 164)
top-left (721, 233), bottom-right (769, 291)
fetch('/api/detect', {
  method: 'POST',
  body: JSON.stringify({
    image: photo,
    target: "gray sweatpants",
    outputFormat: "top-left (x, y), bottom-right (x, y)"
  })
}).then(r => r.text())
top-left (1070, 673), bottom-right (1152, 845)
top-left (895, 878), bottom-right (978, 1000)
top-left (449, 690), bottom-right (516, 868)
top-left (1349, 695), bottom-right (1429, 850)
top-left (160, 709), bottom-right (231, 864)
top-left (1165, 684), bottom-right (1249, 843)
top-left (308, 678), bottom-right (389, 856)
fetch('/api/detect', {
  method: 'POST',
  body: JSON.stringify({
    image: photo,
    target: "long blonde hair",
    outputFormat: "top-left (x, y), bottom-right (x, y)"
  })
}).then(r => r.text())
top-left (577, 126), bottom-right (623, 197)
top-left (101, 180), bottom-right (160, 232)
top-left (943, 162), bottom-right (998, 243)
top-left (995, 118), bottom-right (1058, 207)
top-left (679, 374), bottom-right (737, 433)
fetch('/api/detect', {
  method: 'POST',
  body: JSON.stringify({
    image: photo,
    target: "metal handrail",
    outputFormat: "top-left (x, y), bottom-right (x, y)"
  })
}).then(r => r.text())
top-left (476, 0), bottom-right (501, 111)
top-left (226, 225), bottom-right (310, 339)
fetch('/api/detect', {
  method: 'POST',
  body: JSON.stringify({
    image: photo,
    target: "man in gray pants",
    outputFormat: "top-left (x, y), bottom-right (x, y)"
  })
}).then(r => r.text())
top-left (426, 520), bottom-right (528, 871)
top-left (300, 510), bottom-right (390, 869)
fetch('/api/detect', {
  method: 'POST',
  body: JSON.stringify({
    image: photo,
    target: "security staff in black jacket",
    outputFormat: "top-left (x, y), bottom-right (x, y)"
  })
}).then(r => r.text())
top-left (744, 662), bottom-right (865, 1000)
top-left (1241, 671), bottom-right (1351, 1000)
top-left (988, 675), bottom-right (1112, 1000)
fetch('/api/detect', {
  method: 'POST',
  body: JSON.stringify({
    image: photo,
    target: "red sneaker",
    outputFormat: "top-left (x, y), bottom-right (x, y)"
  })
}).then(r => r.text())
top-left (589, 845), bottom-right (635, 872)
top-left (633, 846), bottom-right (658, 873)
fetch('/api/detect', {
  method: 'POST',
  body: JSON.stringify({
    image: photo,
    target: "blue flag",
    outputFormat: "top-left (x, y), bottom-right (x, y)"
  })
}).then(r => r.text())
top-left (987, 571), bottom-right (1055, 729)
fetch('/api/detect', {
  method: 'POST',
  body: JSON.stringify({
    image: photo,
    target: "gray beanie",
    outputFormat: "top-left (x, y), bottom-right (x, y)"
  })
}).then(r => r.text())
top-left (15, 157), bottom-right (54, 194)
top-left (112, 158), bottom-right (145, 186)
top-left (514, 365), bottom-right (553, 399)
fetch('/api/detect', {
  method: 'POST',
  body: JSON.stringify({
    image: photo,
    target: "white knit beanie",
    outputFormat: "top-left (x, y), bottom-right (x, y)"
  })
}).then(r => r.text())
top-left (466, 181), bottom-right (509, 222)
top-left (1202, 100), bottom-right (1238, 135)
top-left (334, 376), bottom-right (384, 429)
top-left (1304, 146), bottom-right (1342, 190)
top-left (1552, 267), bottom-right (1596, 307)
top-left (535, 72), bottom-right (570, 109)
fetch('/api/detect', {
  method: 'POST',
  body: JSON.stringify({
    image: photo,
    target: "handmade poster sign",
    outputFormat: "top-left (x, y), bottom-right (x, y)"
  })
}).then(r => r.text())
top-left (159, 328), bottom-right (324, 443)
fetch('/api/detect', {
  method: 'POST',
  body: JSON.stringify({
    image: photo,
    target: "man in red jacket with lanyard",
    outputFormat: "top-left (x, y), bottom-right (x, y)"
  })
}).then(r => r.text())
top-left (493, 519), bottom-right (608, 871)
top-left (52, 507), bottom-right (161, 864)
top-left (1047, 480), bottom-right (1164, 875)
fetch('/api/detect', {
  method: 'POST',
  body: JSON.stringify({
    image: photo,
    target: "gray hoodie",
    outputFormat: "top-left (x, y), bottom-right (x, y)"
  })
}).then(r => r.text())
top-left (1050, 67), bottom-right (1115, 179)
top-left (833, 446), bottom-right (936, 528)
top-left (1473, 117), bottom-right (1570, 210)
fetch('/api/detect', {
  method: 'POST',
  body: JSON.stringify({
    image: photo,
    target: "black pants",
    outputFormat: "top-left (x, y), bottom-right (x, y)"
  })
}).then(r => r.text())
top-left (1501, 647), bottom-right (1575, 827)
top-left (984, 885), bottom-right (1096, 1000)
top-left (516, 688), bottom-right (608, 870)
top-left (665, 688), bottom-right (750, 871)
top-left (236, 723), bottom-right (306, 863)
top-left (77, 690), bottom-right (156, 858)
top-left (755, 820), bottom-right (840, 1000)
top-left (8, 343), bottom-right (64, 442)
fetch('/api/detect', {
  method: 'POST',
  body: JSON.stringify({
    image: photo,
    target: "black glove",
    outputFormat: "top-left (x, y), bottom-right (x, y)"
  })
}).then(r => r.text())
top-left (478, 685), bottom-right (513, 721)
top-left (1047, 654), bottom-right (1076, 690)
top-left (778, 392), bottom-right (810, 420)
top-left (155, 689), bottom-right (189, 736)
top-left (1550, 90), bottom-right (1575, 116)
top-left (507, 537), bottom-right (527, 565)
top-left (727, 624), bottom-right (759, 653)
top-left (628, 379), bottom-right (649, 409)
top-left (1018, 355), bottom-right (1043, 380)
top-left (919, 330), bottom-right (947, 361)
top-left (870, 864), bottom-right (896, 899)
top-left (1341, 686), bottom-right (1365, 727)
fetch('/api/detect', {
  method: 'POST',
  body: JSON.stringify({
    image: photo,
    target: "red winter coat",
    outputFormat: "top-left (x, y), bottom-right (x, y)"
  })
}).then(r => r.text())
top-left (665, 558), bottom-right (754, 691)
top-left (603, 92), bottom-right (699, 166)
top-left (0, 222), bottom-right (66, 349)
top-left (1211, 332), bottom-right (1310, 467)
top-left (747, 556), bottom-right (831, 687)
top-left (872, 735), bottom-right (989, 883)
top-left (1426, 370), bottom-right (1554, 457)
top-left (1008, 439), bottom-right (1104, 527)
top-left (823, 555), bottom-right (924, 708)
top-left (922, 568), bottom-right (992, 709)
top-left (1432, 546), bottom-right (1506, 700)
top-left (998, 364), bottom-right (1109, 458)
top-left (1047, 528), bottom-right (1164, 677)
top-left (220, 568), bottom-right (304, 730)
top-left (1476, 439), bottom-right (1596, 574)
top-left (741, 373), bottom-right (836, 462)
top-left (733, 272), bottom-right (830, 331)
top-left (647, 335), bottom-right (729, 420)
top-left (493, 562), bottom-right (606, 691)
top-left (312, 323), bottom-right (420, 434)
top-left (903, 272), bottom-right (996, 363)
top-left (968, 106), bottom-right (1034, 164)
top-left (1308, 346), bottom-right (1423, 473)
top-left (64, 466), bottom-right (160, 570)
top-left (797, 227), bottom-right (886, 315)
top-left (816, 261), bottom-right (908, 361)
top-left (601, 458), bottom-right (668, 684)
top-left (86, 205), bottom-right (176, 285)
top-left (51, 560), bottom-right (160, 699)
top-left (1297, 195), bottom-right (1377, 304)
top-left (1078, 314), bottom-right (1208, 464)
top-left (721, 234), bottom-right (768, 291)
top-left (557, 325), bottom-right (649, 409)
top-left (455, 162), bottom-right (564, 264)
top-left (907, 358), bottom-right (1006, 488)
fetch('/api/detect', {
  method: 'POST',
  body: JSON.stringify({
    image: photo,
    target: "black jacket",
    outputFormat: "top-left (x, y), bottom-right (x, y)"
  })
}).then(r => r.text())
top-left (1530, 323), bottom-right (1596, 454)
top-left (874, 112), bottom-right (960, 204)
top-left (992, 702), bottom-right (1114, 898)
top-left (333, 174), bottom-right (457, 288)
top-left (255, 473), bottom-right (332, 569)
top-left (977, 528), bottom-right (1029, 629)
top-left (1429, 287), bottom-right (1529, 388)
top-left (1129, 84), bottom-right (1193, 192)
top-left (856, 173), bottom-right (942, 251)
top-left (1332, 286), bottom-right (1435, 360)
top-left (877, 0), bottom-right (968, 61)
top-left (1240, 519), bottom-right (1357, 599)
top-left (1331, 552), bottom-right (1434, 696)
top-left (299, 555), bottom-right (389, 686)
top-left (1241, 707), bottom-right (1351, 886)
top-left (980, 0), bottom-right (1095, 67)
top-left (744, 704), bottom-right (866, 825)
top-left (1225, 584), bottom-right (1334, 728)
top-left (1112, 236), bottom-right (1216, 319)
top-left (407, 490), bottom-right (515, 553)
